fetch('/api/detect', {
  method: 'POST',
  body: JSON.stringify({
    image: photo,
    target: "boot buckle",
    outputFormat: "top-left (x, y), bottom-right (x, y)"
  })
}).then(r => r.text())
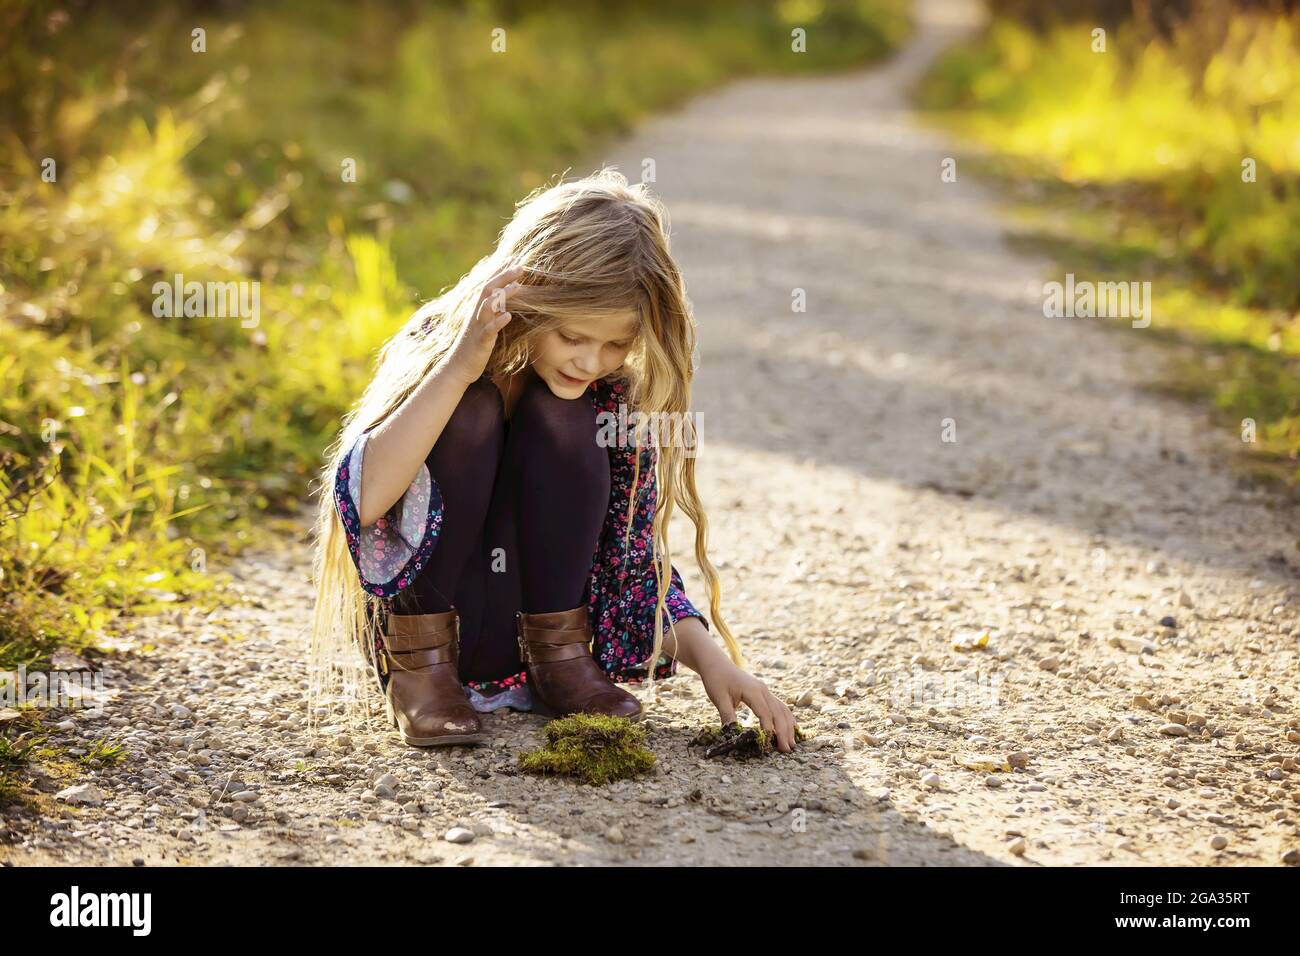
top-left (515, 610), bottom-right (529, 663)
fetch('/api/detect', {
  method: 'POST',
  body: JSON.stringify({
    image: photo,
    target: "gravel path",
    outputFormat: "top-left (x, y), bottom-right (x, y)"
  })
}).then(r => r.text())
top-left (4, 0), bottom-right (1298, 867)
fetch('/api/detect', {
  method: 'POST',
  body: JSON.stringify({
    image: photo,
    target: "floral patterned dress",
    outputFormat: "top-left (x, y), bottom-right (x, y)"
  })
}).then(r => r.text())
top-left (332, 373), bottom-right (709, 712)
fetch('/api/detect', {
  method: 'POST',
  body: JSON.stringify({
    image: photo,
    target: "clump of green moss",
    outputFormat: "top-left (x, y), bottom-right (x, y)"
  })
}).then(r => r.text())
top-left (518, 713), bottom-right (656, 786)
top-left (689, 721), bottom-right (806, 759)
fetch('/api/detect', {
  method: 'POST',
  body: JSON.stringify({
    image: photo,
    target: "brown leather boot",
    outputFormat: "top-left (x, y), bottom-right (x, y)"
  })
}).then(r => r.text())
top-left (381, 608), bottom-right (485, 746)
top-left (515, 604), bottom-right (643, 720)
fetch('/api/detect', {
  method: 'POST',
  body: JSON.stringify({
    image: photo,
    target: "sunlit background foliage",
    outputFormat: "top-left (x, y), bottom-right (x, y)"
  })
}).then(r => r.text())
top-left (919, 0), bottom-right (1300, 484)
top-left (0, 0), bottom-right (910, 670)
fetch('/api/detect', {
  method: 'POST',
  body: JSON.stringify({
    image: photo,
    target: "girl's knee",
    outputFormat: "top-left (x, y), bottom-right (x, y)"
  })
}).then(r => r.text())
top-left (513, 371), bottom-right (603, 460)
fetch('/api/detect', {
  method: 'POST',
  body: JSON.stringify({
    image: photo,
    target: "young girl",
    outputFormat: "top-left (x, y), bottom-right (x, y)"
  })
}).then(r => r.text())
top-left (308, 168), bottom-right (796, 753)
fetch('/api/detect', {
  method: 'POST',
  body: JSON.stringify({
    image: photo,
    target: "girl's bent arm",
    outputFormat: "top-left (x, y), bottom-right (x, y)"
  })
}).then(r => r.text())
top-left (356, 357), bottom-right (473, 526)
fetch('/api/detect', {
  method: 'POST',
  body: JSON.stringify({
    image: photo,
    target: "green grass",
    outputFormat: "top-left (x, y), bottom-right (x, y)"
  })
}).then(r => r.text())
top-left (0, 0), bottom-right (909, 673)
top-left (77, 737), bottom-right (125, 768)
top-left (0, 732), bottom-right (34, 805)
top-left (915, 11), bottom-right (1300, 490)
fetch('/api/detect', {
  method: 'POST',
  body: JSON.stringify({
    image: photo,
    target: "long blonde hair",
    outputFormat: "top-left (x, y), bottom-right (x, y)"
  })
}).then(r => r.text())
top-left (305, 167), bottom-right (744, 736)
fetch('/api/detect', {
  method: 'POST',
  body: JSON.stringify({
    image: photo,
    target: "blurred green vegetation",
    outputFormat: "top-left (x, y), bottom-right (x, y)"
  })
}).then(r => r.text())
top-left (0, 0), bottom-right (910, 672)
top-left (917, 2), bottom-right (1300, 489)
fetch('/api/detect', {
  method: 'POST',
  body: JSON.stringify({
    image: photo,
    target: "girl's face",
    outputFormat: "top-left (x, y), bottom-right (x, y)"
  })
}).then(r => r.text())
top-left (531, 309), bottom-right (640, 397)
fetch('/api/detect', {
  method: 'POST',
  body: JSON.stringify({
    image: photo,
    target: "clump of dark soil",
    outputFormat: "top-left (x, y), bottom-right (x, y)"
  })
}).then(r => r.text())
top-left (688, 721), bottom-right (806, 759)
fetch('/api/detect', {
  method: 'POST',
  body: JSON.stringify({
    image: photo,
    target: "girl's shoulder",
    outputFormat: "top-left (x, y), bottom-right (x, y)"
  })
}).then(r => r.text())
top-left (589, 373), bottom-right (630, 411)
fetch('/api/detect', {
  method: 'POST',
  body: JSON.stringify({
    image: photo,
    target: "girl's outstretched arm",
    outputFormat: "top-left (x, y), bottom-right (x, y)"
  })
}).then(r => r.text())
top-left (657, 614), bottom-right (729, 676)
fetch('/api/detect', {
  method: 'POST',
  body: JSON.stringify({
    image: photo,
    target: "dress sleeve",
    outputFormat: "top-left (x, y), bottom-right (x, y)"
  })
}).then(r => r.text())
top-left (664, 563), bottom-right (710, 634)
top-left (333, 428), bottom-right (444, 597)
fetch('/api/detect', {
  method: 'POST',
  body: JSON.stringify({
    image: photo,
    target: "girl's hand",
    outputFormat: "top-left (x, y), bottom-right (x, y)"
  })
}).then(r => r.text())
top-left (698, 660), bottom-right (799, 753)
top-left (444, 258), bottom-right (525, 386)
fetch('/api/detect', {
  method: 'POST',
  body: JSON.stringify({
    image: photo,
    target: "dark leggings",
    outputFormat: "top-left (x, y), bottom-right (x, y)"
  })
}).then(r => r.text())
top-left (389, 369), bottom-right (611, 683)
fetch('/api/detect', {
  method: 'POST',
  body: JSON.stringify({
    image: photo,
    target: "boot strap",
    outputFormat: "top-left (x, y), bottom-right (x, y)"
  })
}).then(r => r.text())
top-left (385, 644), bottom-right (456, 670)
top-left (517, 623), bottom-right (590, 645)
top-left (382, 609), bottom-right (459, 675)
top-left (386, 610), bottom-right (457, 640)
top-left (515, 612), bottom-right (594, 665)
top-left (519, 641), bottom-right (593, 665)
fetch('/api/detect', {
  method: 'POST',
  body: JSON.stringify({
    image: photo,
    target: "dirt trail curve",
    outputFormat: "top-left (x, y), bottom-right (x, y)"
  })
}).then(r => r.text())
top-left (5, 0), bottom-right (1298, 867)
